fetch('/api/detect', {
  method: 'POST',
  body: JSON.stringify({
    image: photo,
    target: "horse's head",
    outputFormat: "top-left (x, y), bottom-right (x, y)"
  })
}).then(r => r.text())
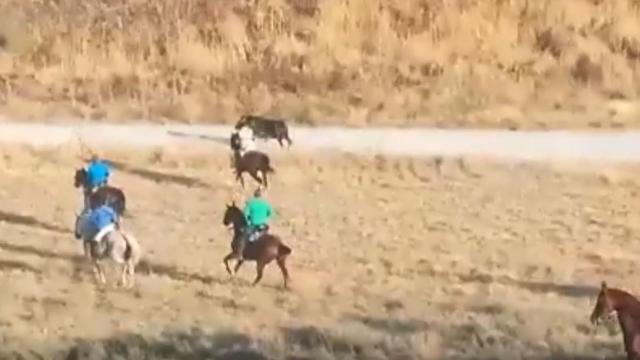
top-left (74, 168), bottom-right (87, 188)
top-left (235, 115), bottom-right (250, 129)
top-left (230, 132), bottom-right (241, 152)
top-left (591, 281), bottom-right (617, 325)
top-left (223, 201), bottom-right (245, 230)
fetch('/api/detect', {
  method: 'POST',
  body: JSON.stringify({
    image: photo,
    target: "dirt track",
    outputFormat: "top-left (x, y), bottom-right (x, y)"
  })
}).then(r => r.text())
top-left (0, 129), bottom-right (638, 359)
top-left (1, 120), bottom-right (640, 161)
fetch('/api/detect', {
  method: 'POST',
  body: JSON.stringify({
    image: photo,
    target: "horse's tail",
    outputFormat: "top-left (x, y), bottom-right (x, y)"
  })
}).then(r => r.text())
top-left (277, 243), bottom-right (292, 257)
top-left (121, 231), bottom-right (141, 264)
top-left (74, 213), bottom-right (85, 240)
top-left (118, 190), bottom-right (127, 216)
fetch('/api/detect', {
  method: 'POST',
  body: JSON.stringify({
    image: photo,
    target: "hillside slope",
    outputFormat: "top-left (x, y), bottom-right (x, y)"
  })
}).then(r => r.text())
top-left (1, 0), bottom-right (640, 128)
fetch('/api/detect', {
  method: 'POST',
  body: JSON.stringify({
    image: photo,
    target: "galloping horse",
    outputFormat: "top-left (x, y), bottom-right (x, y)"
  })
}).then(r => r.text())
top-left (74, 168), bottom-right (127, 216)
top-left (229, 135), bottom-right (275, 188)
top-left (590, 281), bottom-right (640, 359)
top-left (222, 202), bottom-right (291, 289)
top-left (237, 114), bottom-right (293, 148)
top-left (74, 206), bottom-right (142, 287)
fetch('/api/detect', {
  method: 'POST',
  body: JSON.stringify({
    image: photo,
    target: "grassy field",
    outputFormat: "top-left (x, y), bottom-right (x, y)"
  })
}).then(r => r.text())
top-left (0, 144), bottom-right (637, 358)
top-left (0, 0), bottom-right (640, 128)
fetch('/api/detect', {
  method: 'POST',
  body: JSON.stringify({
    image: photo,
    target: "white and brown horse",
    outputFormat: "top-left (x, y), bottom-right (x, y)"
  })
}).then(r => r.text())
top-left (74, 210), bottom-right (141, 287)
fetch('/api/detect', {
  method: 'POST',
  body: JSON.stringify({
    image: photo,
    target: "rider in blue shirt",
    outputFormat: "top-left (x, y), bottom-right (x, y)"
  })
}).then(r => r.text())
top-left (86, 155), bottom-right (111, 193)
top-left (85, 204), bottom-right (119, 243)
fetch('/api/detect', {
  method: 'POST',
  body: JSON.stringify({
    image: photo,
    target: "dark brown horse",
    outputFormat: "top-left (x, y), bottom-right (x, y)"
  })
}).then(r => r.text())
top-left (221, 202), bottom-right (291, 289)
top-left (591, 281), bottom-right (640, 360)
top-left (74, 168), bottom-right (127, 216)
top-left (231, 149), bottom-right (275, 189)
top-left (237, 114), bottom-right (293, 147)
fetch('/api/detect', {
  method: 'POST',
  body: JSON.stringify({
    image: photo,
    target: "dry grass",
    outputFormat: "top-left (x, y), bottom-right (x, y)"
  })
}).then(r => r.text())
top-left (1, 1), bottom-right (640, 128)
top-left (0, 145), bottom-right (637, 358)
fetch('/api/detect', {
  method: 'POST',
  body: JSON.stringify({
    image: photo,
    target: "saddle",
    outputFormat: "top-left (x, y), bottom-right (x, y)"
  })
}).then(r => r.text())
top-left (247, 224), bottom-right (269, 242)
top-left (94, 223), bottom-right (116, 243)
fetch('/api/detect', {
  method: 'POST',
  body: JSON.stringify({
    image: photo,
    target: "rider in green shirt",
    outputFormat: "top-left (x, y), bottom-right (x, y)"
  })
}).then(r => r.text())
top-left (237, 187), bottom-right (273, 259)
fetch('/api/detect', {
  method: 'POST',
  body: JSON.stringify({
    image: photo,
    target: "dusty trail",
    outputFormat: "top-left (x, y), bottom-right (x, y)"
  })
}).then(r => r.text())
top-left (1, 119), bottom-right (640, 161)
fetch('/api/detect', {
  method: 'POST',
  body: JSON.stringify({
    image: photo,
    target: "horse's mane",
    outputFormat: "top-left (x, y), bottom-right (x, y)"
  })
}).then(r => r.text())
top-left (230, 205), bottom-right (246, 222)
top-left (609, 288), bottom-right (640, 317)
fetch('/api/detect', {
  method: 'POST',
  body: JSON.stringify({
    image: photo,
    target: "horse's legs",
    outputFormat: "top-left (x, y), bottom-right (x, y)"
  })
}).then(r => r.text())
top-left (86, 242), bottom-right (100, 281)
top-left (126, 261), bottom-right (135, 288)
top-left (91, 261), bottom-right (100, 282)
top-left (119, 264), bottom-right (128, 287)
top-left (233, 259), bottom-right (244, 274)
top-left (83, 241), bottom-right (91, 260)
top-left (93, 259), bottom-right (106, 285)
top-left (98, 258), bottom-right (107, 284)
top-left (261, 170), bottom-right (269, 188)
top-left (236, 171), bottom-right (245, 189)
top-left (276, 256), bottom-right (290, 289)
top-left (117, 261), bottom-right (133, 288)
top-left (223, 253), bottom-right (235, 276)
top-left (252, 260), bottom-right (266, 286)
top-left (249, 169), bottom-right (262, 186)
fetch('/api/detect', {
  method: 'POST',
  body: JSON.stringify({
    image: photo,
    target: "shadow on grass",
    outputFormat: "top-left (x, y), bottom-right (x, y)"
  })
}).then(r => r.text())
top-left (0, 240), bottom-right (224, 286)
top-left (107, 159), bottom-right (212, 189)
top-left (456, 271), bottom-right (600, 299)
top-left (83, 155), bottom-right (212, 189)
top-left (344, 314), bottom-right (430, 334)
top-left (62, 329), bottom-right (265, 360)
top-left (420, 264), bottom-right (600, 300)
top-left (167, 130), bottom-right (230, 147)
top-left (0, 259), bottom-right (43, 275)
top-left (0, 324), bottom-right (622, 360)
top-left (0, 209), bottom-right (70, 234)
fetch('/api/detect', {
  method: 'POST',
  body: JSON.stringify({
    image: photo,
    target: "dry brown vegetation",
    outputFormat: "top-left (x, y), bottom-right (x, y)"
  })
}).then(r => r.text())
top-left (1, 0), bottom-right (640, 128)
top-left (0, 144), bottom-right (638, 358)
